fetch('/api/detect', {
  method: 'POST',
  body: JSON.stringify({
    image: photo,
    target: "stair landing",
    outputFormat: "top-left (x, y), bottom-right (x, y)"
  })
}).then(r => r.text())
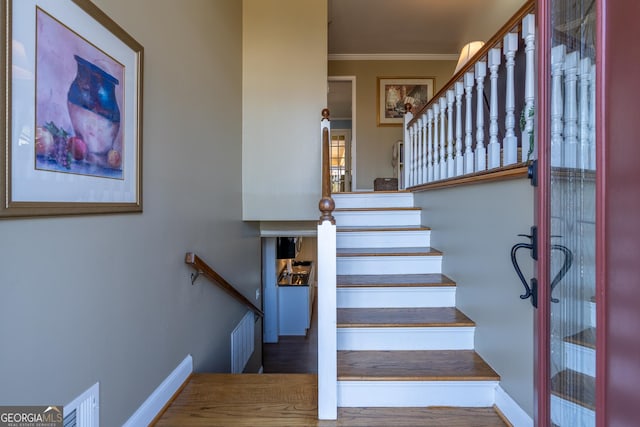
top-left (153, 373), bottom-right (508, 426)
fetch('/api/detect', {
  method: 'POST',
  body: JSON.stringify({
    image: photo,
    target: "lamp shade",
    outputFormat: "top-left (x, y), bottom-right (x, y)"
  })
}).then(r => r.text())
top-left (454, 41), bottom-right (485, 75)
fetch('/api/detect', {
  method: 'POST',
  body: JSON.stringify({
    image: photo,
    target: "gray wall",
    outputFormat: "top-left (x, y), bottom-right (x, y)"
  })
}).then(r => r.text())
top-left (414, 178), bottom-right (535, 416)
top-left (0, 1), bottom-right (262, 425)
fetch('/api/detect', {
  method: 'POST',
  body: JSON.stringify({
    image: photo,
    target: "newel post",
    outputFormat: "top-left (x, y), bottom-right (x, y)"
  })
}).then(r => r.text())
top-left (317, 108), bottom-right (337, 420)
top-left (403, 104), bottom-right (413, 189)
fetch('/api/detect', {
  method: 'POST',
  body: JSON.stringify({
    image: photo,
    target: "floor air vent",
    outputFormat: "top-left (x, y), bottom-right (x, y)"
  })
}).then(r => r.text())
top-left (231, 311), bottom-right (254, 373)
top-left (63, 382), bottom-right (99, 427)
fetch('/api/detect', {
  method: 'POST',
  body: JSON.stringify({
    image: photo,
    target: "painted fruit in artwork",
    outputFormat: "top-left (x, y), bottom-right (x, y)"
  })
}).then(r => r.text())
top-left (35, 126), bottom-right (54, 156)
top-left (107, 149), bottom-right (121, 169)
top-left (67, 136), bottom-right (87, 161)
top-left (67, 55), bottom-right (120, 157)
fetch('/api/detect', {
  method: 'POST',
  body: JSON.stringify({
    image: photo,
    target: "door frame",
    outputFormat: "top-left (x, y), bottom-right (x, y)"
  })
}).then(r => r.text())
top-left (328, 76), bottom-right (357, 190)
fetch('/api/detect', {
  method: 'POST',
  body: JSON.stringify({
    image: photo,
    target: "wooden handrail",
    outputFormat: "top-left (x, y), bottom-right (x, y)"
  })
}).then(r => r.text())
top-left (408, 0), bottom-right (535, 127)
top-left (319, 108), bottom-right (335, 224)
top-left (185, 252), bottom-right (264, 318)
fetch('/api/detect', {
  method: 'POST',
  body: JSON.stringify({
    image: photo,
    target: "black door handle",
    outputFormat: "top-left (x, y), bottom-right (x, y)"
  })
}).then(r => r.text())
top-left (511, 240), bottom-right (538, 308)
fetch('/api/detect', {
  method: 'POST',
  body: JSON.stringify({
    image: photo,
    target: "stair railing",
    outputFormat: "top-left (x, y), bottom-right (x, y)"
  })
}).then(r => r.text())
top-left (185, 252), bottom-right (264, 319)
top-left (317, 109), bottom-right (337, 420)
top-left (403, 0), bottom-right (538, 189)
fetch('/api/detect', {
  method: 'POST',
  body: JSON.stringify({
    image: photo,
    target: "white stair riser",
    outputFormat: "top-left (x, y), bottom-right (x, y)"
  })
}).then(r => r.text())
top-left (551, 395), bottom-right (595, 427)
top-left (337, 287), bottom-right (455, 308)
top-left (333, 193), bottom-right (414, 209)
top-left (337, 327), bottom-right (475, 350)
top-left (337, 230), bottom-right (430, 248)
top-left (334, 210), bottom-right (422, 227)
top-left (337, 380), bottom-right (498, 407)
top-left (337, 256), bottom-right (442, 275)
top-left (564, 342), bottom-right (595, 377)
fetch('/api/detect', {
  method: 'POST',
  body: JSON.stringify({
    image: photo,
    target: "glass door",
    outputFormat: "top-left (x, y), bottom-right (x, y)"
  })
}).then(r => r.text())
top-left (540, 0), bottom-right (597, 425)
top-left (330, 130), bottom-right (351, 192)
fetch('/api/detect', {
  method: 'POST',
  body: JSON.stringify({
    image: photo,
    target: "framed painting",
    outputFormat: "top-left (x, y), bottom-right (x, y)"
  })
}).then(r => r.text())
top-left (377, 77), bottom-right (434, 126)
top-left (1, 0), bottom-right (143, 218)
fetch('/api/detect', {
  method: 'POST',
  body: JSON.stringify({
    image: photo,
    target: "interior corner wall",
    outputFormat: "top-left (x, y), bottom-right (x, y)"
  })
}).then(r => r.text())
top-left (413, 178), bottom-right (535, 416)
top-left (242, 0), bottom-right (327, 221)
top-left (0, 1), bottom-right (262, 425)
top-left (327, 60), bottom-right (456, 190)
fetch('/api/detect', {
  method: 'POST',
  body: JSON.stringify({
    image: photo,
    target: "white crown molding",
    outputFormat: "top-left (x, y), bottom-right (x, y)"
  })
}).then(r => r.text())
top-left (328, 53), bottom-right (459, 61)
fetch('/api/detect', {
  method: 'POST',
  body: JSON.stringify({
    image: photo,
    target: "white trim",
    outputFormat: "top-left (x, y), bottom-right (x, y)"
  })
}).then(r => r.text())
top-left (122, 355), bottom-right (193, 427)
top-left (337, 326), bottom-right (474, 350)
top-left (337, 255), bottom-right (442, 275)
top-left (337, 286), bottom-right (454, 308)
top-left (329, 53), bottom-right (459, 61)
top-left (337, 229), bottom-right (431, 248)
top-left (337, 380), bottom-right (498, 407)
top-left (494, 385), bottom-right (533, 427)
top-left (333, 192), bottom-right (414, 209)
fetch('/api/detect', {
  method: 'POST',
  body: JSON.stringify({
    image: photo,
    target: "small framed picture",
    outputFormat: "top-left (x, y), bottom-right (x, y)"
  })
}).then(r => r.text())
top-left (377, 77), bottom-right (434, 126)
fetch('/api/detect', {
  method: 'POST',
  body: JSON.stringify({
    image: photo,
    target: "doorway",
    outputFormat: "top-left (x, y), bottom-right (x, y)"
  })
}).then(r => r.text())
top-left (328, 76), bottom-right (356, 191)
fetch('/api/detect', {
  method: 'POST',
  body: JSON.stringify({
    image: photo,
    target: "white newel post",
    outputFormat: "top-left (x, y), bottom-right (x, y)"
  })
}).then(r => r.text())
top-left (446, 90), bottom-right (455, 177)
top-left (578, 57), bottom-right (592, 170)
top-left (522, 13), bottom-right (536, 162)
top-left (433, 103), bottom-right (441, 181)
top-left (439, 97), bottom-right (447, 179)
top-left (427, 109), bottom-right (434, 182)
top-left (563, 51), bottom-right (579, 168)
top-left (421, 115), bottom-right (428, 184)
top-left (487, 48), bottom-right (501, 169)
top-left (454, 82), bottom-right (464, 176)
top-left (551, 45), bottom-right (565, 167)
top-left (403, 110), bottom-right (413, 188)
top-left (416, 118), bottom-right (424, 186)
top-left (318, 113), bottom-right (336, 420)
top-left (475, 61), bottom-right (487, 172)
top-left (503, 32), bottom-right (518, 165)
top-left (464, 72), bottom-right (475, 174)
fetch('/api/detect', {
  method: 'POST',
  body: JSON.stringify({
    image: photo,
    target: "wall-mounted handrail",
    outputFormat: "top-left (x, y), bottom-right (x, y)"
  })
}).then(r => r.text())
top-left (185, 252), bottom-right (264, 318)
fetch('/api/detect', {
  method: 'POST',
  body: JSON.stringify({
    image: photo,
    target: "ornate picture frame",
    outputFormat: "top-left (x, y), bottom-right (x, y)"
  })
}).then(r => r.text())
top-left (377, 77), bottom-right (434, 126)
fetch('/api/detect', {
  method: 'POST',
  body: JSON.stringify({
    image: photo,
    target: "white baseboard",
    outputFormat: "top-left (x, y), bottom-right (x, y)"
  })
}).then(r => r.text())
top-left (494, 385), bottom-right (533, 427)
top-left (123, 354), bottom-right (193, 427)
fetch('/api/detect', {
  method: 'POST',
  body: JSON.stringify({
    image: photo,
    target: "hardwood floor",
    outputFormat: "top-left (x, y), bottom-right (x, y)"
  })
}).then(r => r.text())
top-left (153, 373), bottom-right (509, 427)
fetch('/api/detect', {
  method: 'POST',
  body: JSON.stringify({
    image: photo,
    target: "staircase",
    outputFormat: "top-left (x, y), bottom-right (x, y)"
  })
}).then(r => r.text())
top-left (332, 191), bottom-right (501, 408)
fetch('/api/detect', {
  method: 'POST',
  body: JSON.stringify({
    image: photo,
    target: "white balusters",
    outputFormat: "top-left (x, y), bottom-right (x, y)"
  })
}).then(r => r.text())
top-left (454, 82), bottom-right (464, 176)
top-left (421, 116), bottom-right (428, 184)
top-left (551, 45), bottom-right (566, 167)
top-left (487, 49), bottom-right (501, 169)
top-left (446, 90), bottom-right (455, 177)
top-left (578, 58), bottom-right (592, 170)
top-left (503, 33), bottom-right (518, 165)
top-left (563, 51), bottom-right (579, 168)
top-left (522, 13), bottom-right (536, 162)
top-left (475, 61), bottom-right (487, 172)
top-left (464, 72), bottom-right (475, 174)
top-left (427, 109), bottom-right (434, 182)
top-left (416, 118), bottom-right (424, 185)
top-left (411, 122), bottom-right (419, 185)
top-left (439, 97), bottom-right (447, 179)
top-left (433, 103), bottom-right (440, 181)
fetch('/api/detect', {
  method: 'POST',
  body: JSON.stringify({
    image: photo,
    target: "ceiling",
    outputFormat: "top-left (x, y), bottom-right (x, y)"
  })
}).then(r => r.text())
top-left (328, 0), bottom-right (527, 56)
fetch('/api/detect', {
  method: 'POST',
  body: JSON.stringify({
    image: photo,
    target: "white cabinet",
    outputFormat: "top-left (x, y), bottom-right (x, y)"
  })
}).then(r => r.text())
top-left (277, 262), bottom-right (315, 336)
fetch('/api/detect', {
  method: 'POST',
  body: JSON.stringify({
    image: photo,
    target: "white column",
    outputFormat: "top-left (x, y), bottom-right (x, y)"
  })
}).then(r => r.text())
top-left (438, 97), bottom-right (447, 179)
top-left (454, 82), bottom-right (464, 176)
top-left (433, 103), bottom-right (441, 181)
top-left (427, 109), bottom-right (434, 182)
top-left (487, 48), bottom-right (501, 169)
top-left (563, 51), bottom-right (579, 168)
top-left (446, 90), bottom-right (455, 177)
top-left (503, 32), bottom-right (518, 165)
top-left (475, 61), bottom-right (487, 172)
top-left (317, 220), bottom-right (336, 419)
top-left (551, 45), bottom-right (566, 167)
top-left (421, 114), bottom-right (428, 184)
top-left (578, 57), bottom-right (592, 170)
top-left (403, 110), bottom-right (413, 188)
top-left (464, 72), bottom-right (475, 174)
top-left (522, 13), bottom-right (536, 162)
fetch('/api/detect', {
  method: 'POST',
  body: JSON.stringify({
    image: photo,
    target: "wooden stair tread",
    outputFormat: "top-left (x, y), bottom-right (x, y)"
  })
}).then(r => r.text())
top-left (564, 328), bottom-right (596, 349)
top-left (337, 307), bottom-right (474, 328)
top-left (337, 225), bottom-right (431, 232)
top-left (337, 350), bottom-right (500, 381)
top-left (551, 369), bottom-right (596, 411)
top-left (337, 190), bottom-right (408, 194)
top-left (337, 246), bottom-right (442, 257)
top-left (335, 207), bottom-right (420, 212)
top-left (337, 273), bottom-right (455, 288)
top-left (335, 407), bottom-right (509, 426)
